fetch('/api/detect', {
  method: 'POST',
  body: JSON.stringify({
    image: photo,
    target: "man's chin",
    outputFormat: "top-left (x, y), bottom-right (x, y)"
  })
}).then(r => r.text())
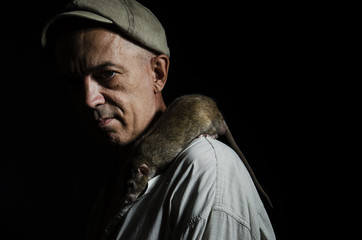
top-left (95, 129), bottom-right (134, 147)
top-left (82, 120), bottom-right (135, 147)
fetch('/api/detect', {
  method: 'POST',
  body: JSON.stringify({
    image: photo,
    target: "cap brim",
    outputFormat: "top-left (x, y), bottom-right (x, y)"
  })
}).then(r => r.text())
top-left (41, 10), bottom-right (113, 47)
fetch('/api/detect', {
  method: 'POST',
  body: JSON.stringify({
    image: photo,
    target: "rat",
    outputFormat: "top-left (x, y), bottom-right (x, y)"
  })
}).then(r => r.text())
top-left (123, 94), bottom-right (273, 209)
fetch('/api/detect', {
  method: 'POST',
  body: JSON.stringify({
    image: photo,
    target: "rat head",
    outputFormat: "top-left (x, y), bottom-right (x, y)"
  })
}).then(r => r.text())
top-left (125, 164), bottom-right (150, 203)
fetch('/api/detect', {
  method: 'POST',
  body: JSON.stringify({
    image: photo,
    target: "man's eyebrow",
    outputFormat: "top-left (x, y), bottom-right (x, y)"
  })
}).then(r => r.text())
top-left (89, 62), bottom-right (126, 72)
top-left (59, 62), bottom-right (127, 78)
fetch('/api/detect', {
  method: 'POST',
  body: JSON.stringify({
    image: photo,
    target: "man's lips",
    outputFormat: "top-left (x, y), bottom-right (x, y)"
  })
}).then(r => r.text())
top-left (98, 117), bottom-right (114, 127)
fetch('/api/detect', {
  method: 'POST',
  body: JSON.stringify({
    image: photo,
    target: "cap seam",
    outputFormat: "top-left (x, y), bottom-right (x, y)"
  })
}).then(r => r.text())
top-left (120, 0), bottom-right (135, 37)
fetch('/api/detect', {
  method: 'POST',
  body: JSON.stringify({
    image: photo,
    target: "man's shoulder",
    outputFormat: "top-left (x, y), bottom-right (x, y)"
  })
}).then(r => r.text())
top-left (161, 136), bottom-right (269, 235)
top-left (176, 136), bottom-right (248, 177)
top-left (179, 136), bottom-right (238, 162)
top-left (168, 136), bottom-right (259, 202)
top-left (172, 136), bottom-right (263, 209)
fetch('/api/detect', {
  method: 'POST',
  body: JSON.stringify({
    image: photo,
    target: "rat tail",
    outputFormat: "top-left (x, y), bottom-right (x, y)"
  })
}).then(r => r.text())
top-left (223, 120), bottom-right (273, 209)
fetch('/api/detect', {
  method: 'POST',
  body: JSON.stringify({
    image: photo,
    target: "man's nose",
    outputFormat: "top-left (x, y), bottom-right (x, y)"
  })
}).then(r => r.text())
top-left (83, 76), bottom-right (105, 108)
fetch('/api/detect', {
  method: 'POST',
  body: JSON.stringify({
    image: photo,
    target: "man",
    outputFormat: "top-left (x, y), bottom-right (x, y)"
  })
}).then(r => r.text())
top-left (41, 0), bottom-right (276, 239)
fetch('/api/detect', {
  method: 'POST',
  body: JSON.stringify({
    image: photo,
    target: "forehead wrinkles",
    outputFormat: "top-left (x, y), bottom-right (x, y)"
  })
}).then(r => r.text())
top-left (80, 30), bottom-right (121, 70)
top-left (56, 28), bottom-right (146, 75)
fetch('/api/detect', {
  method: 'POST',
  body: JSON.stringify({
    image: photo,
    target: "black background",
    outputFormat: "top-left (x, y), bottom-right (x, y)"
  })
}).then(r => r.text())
top-left (1, 1), bottom-right (356, 240)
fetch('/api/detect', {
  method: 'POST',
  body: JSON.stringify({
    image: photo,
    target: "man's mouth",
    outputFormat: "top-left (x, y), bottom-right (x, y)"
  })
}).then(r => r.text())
top-left (98, 117), bottom-right (114, 127)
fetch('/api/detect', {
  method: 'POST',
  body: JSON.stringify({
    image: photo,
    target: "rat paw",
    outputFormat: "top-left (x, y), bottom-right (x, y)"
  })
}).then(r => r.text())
top-left (198, 133), bottom-right (218, 139)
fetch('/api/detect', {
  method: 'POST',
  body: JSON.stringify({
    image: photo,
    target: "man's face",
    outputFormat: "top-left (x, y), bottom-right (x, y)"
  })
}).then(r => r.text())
top-left (55, 27), bottom-right (158, 146)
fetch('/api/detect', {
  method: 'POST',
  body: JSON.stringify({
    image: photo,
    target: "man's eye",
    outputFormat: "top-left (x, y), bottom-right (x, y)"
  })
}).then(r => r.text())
top-left (96, 71), bottom-right (116, 80)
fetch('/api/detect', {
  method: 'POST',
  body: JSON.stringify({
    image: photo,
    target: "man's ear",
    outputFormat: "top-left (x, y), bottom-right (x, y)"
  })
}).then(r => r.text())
top-left (151, 54), bottom-right (169, 94)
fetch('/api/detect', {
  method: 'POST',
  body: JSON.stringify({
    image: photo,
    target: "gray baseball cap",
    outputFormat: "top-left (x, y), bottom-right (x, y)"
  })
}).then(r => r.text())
top-left (41, 0), bottom-right (170, 57)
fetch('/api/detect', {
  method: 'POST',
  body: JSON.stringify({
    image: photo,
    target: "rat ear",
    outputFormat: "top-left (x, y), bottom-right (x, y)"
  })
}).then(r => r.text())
top-left (138, 164), bottom-right (150, 177)
top-left (151, 54), bottom-right (169, 93)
